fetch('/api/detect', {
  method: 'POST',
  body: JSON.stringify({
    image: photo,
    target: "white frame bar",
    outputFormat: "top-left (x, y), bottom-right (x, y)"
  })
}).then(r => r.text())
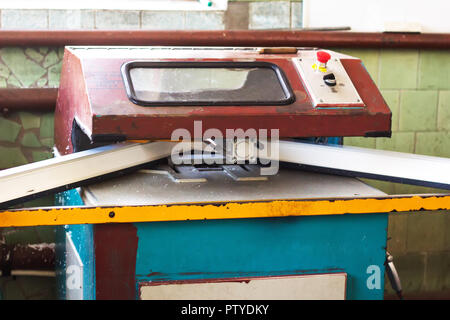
top-left (1, 139), bottom-right (449, 207)
top-left (260, 140), bottom-right (450, 189)
top-left (0, 141), bottom-right (179, 206)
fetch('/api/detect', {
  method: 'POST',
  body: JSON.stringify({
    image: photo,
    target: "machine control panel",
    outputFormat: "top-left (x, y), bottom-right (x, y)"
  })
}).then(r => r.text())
top-left (294, 51), bottom-right (365, 108)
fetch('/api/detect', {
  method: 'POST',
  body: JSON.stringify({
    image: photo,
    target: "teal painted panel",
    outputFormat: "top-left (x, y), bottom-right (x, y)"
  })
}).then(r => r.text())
top-left (135, 214), bottom-right (388, 300)
top-left (55, 189), bottom-right (95, 300)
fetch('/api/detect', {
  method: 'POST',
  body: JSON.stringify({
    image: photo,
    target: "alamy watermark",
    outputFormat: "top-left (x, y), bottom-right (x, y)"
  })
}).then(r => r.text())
top-left (366, 265), bottom-right (381, 290)
top-left (170, 120), bottom-right (280, 175)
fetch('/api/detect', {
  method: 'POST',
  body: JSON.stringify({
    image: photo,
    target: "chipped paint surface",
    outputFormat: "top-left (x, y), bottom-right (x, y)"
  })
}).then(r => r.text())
top-left (139, 273), bottom-right (347, 300)
top-left (0, 194), bottom-right (448, 227)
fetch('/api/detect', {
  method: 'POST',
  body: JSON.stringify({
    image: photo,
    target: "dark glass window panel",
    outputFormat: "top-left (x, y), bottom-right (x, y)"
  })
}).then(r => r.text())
top-left (122, 62), bottom-right (294, 106)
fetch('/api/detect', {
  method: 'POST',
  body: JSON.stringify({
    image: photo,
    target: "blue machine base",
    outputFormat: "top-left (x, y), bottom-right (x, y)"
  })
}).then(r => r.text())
top-left (56, 190), bottom-right (388, 300)
top-left (135, 214), bottom-right (387, 300)
top-left (55, 136), bottom-right (387, 300)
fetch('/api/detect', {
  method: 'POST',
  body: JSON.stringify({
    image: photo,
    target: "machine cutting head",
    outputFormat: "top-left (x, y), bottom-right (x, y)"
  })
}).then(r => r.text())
top-left (54, 46), bottom-right (391, 155)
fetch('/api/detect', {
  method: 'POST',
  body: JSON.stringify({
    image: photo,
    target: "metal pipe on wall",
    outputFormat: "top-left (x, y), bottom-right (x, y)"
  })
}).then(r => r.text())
top-left (0, 30), bottom-right (448, 49)
top-left (0, 88), bottom-right (57, 113)
top-left (0, 243), bottom-right (55, 276)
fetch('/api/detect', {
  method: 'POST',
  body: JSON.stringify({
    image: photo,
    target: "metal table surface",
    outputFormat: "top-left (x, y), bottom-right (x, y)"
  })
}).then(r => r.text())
top-left (81, 166), bottom-right (386, 206)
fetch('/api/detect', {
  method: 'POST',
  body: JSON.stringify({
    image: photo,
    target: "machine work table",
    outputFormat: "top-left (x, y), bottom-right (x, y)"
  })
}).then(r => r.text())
top-left (51, 166), bottom-right (393, 300)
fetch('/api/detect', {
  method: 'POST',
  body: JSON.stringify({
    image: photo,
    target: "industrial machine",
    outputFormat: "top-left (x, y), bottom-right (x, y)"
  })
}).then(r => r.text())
top-left (0, 46), bottom-right (449, 300)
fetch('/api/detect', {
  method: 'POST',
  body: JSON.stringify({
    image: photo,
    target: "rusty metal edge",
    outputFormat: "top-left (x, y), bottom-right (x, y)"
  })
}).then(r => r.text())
top-left (1, 194), bottom-right (449, 228)
top-left (0, 30), bottom-right (448, 49)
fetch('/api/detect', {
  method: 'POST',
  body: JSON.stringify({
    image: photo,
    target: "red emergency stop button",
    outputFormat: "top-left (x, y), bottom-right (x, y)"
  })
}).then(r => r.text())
top-left (317, 51), bottom-right (331, 64)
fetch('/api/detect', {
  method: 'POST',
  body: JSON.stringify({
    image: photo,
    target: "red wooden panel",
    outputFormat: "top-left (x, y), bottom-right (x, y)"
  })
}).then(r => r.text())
top-left (94, 223), bottom-right (138, 300)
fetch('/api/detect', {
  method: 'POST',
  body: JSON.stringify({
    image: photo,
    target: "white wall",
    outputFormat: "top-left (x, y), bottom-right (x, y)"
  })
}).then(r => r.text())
top-left (303, 0), bottom-right (450, 33)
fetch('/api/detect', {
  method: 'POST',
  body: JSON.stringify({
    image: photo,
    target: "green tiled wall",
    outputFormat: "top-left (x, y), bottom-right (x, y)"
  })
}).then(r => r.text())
top-left (0, 48), bottom-right (61, 300)
top-left (0, 48), bottom-right (63, 88)
top-left (341, 48), bottom-right (450, 298)
top-left (0, 112), bottom-right (56, 299)
top-left (0, 112), bottom-right (54, 168)
top-left (341, 48), bottom-right (450, 193)
top-left (0, 47), bottom-right (60, 176)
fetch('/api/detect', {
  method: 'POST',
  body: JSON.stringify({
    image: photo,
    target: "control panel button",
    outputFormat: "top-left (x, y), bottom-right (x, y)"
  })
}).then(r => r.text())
top-left (317, 51), bottom-right (331, 64)
top-left (293, 53), bottom-right (365, 108)
top-left (323, 73), bottom-right (337, 86)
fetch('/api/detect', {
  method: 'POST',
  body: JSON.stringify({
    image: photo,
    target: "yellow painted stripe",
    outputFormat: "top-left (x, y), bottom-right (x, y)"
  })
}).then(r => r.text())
top-left (0, 195), bottom-right (449, 227)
